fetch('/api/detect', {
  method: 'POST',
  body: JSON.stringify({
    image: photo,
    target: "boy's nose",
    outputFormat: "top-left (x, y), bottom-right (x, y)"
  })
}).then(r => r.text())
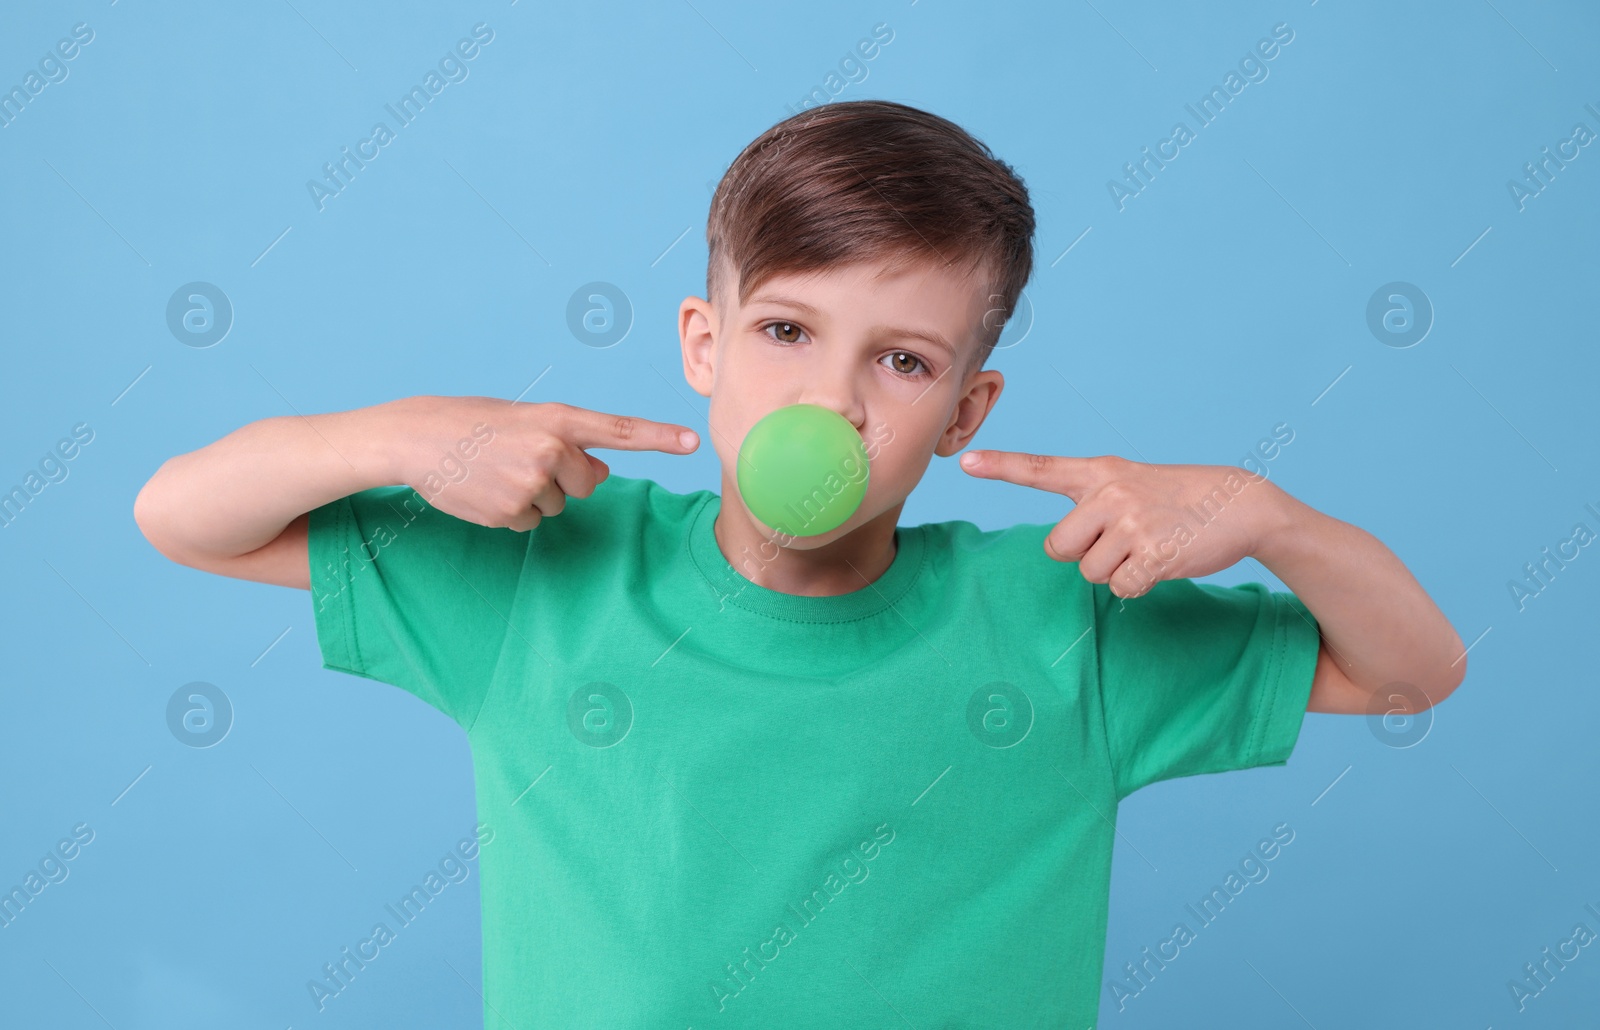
top-left (791, 392), bottom-right (864, 434)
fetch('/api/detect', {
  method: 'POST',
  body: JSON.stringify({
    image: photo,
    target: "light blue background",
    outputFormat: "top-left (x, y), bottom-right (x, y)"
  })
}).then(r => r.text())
top-left (2, 0), bottom-right (1596, 1026)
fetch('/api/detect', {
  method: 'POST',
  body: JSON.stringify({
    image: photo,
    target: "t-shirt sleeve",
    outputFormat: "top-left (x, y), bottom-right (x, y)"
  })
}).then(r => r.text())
top-left (1092, 576), bottom-right (1321, 802)
top-left (306, 486), bottom-right (532, 730)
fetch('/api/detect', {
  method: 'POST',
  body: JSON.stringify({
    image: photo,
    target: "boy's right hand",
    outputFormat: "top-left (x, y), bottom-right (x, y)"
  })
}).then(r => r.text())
top-left (394, 396), bottom-right (701, 533)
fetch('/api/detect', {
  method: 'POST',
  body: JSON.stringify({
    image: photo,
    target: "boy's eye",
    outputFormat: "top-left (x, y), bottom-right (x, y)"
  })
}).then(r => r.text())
top-left (760, 321), bottom-right (932, 380)
top-left (882, 351), bottom-right (928, 377)
top-left (764, 321), bottom-right (806, 344)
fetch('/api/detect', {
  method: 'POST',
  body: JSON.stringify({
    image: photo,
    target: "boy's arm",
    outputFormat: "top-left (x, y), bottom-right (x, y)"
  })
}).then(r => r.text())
top-left (1250, 491), bottom-right (1465, 714)
top-left (133, 401), bottom-right (404, 589)
top-left (957, 451), bottom-right (1466, 715)
top-left (133, 395), bottom-right (701, 588)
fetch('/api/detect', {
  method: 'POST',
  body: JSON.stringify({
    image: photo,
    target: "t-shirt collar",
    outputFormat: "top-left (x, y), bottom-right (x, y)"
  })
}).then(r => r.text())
top-left (687, 493), bottom-right (926, 623)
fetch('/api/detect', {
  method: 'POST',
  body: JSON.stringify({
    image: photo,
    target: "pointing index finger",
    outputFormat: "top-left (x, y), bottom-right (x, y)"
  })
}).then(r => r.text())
top-left (560, 405), bottom-right (700, 454)
top-left (959, 449), bottom-right (1106, 500)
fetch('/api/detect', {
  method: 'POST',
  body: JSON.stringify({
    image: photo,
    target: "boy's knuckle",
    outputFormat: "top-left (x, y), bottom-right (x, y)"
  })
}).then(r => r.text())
top-left (1098, 481), bottom-right (1133, 506)
top-left (527, 435), bottom-right (564, 464)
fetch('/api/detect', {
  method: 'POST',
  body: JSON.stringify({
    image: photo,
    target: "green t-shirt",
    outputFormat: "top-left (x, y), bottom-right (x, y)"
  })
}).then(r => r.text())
top-left (308, 473), bottom-right (1320, 1028)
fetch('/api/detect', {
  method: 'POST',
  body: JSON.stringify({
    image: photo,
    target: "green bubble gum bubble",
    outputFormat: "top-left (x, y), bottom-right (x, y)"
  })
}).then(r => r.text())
top-left (736, 404), bottom-right (869, 537)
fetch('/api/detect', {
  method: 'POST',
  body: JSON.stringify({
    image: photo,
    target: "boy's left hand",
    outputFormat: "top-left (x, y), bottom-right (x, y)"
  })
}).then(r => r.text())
top-left (959, 450), bottom-right (1288, 598)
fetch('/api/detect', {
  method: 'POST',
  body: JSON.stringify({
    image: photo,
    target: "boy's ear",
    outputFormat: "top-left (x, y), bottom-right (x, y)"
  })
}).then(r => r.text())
top-left (679, 295), bottom-right (717, 399)
top-left (934, 369), bottom-right (1004, 458)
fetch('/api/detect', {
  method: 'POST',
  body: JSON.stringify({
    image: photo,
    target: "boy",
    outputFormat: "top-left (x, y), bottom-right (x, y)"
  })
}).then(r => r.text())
top-left (134, 100), bottom-right (1465, 1027)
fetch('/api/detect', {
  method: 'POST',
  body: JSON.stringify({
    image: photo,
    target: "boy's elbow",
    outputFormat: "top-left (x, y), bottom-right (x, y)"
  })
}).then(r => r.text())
top-left (133, 470), bottom-right (185, 563)
top-left (133, 474), bottom-right (157, 540)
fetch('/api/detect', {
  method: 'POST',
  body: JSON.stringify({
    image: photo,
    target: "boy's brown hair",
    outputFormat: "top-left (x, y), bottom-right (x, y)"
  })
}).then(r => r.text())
top-left (706, 99), bottom-right (1035, 378)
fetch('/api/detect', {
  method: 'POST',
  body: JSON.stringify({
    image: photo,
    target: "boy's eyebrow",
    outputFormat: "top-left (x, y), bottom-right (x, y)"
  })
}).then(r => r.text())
top-left (748, 293), bottom-right (957, 357)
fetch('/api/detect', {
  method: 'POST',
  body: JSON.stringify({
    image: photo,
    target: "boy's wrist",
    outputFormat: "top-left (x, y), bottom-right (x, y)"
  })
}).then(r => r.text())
top-left (307, 398), bottom-right (420, 490)
top-left (1248, 481), bottom-right (1325, 570)
top-left (362, 396), bottom-right (425, 486)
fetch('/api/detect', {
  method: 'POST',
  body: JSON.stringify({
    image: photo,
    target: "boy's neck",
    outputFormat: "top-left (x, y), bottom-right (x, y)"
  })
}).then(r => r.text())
top-left (712, 475), bottom-right (902, 598)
